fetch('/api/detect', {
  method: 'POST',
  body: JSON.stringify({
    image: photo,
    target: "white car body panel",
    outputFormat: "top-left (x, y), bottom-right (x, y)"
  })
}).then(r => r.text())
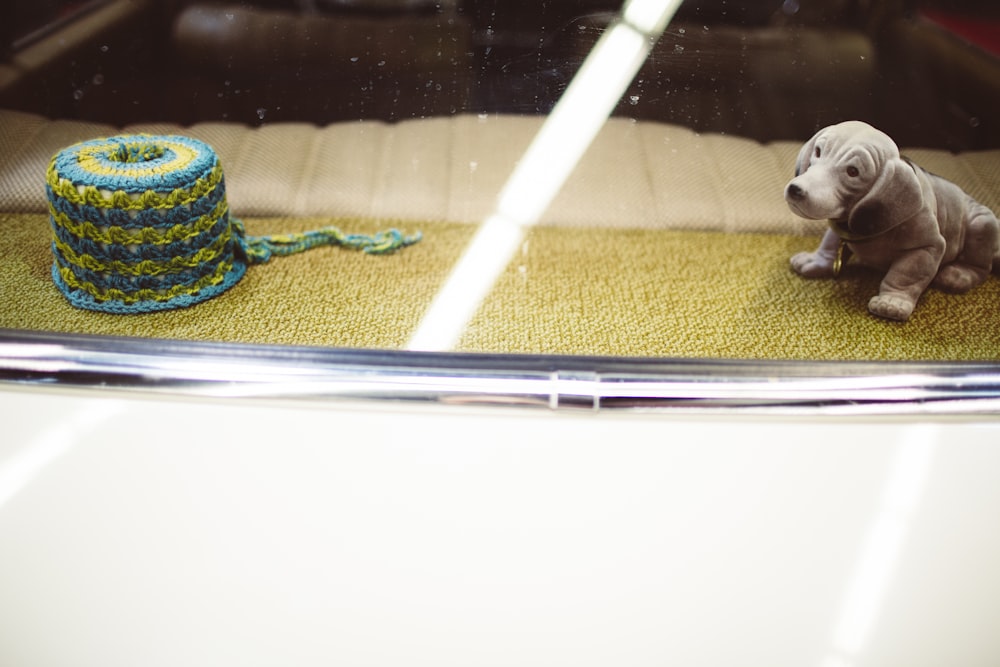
top-left (1, 384), bottom-right (998, 666)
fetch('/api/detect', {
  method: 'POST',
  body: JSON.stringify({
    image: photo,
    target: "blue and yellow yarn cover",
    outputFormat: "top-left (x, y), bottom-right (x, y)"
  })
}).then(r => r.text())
top-left (47, 134), bottom-right (420, 313)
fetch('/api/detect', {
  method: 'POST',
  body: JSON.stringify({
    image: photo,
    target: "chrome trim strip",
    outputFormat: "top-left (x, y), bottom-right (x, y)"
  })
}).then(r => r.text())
top-left (1, 329), bottom-right (999, 414)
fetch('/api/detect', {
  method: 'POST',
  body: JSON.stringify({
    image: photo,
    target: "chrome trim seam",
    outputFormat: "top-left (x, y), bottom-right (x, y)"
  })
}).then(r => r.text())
top-left (1, 329), bottom-right (999, 414)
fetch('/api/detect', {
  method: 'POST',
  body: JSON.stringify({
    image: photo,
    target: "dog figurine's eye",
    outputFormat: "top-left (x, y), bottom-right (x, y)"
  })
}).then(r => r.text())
top-left (846, 166), bottom-right (860, 177)
top-left (815, 147), bottom-right (821, 158)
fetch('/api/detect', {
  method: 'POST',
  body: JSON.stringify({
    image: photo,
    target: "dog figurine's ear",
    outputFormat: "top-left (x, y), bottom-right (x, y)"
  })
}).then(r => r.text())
top-left (794, 129), bottom-right (821, 177)
top-left (848, 158), bottom-right (924, 237)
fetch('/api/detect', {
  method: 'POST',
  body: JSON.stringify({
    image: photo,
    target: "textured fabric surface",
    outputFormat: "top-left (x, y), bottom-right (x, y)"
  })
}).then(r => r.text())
top-left (1, 214), bottom-right (445, 350)
top-left (3, 213), bottom-right (998, 360)
top-left (5, 110), bottom-right (999, 234)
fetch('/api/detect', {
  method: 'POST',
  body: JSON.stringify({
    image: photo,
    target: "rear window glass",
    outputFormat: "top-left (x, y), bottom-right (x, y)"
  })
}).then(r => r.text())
top-left (1, 0), bottom-right (998, 366)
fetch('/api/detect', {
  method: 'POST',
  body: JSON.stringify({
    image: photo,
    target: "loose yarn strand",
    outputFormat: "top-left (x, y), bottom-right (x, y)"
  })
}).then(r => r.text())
top-left (238, 222), bottom-right (422, 265)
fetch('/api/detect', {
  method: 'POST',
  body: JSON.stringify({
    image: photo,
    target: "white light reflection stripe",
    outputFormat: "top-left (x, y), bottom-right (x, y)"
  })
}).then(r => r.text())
top-left (820, 426), bottom-right (938, 667)
top-left (407, 0), bottom-right (684, 352)
top-left (494, 24), bottom-right (650, 226)
top-left (0, 400), bottom-right (126, 509)
top-left (623, 0), bottom-right (680, 33)
top-left (406, 213), bottom-right (523, 352)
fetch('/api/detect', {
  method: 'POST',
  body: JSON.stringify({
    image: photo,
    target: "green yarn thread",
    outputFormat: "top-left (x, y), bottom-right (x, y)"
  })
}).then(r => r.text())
top-left (237, 221), bottom-right (422, 264)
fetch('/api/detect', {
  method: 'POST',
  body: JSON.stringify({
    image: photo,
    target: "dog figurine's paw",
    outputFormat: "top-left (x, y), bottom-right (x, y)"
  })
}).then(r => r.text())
top-left (790, 251), bottom-right (836, 278)
top-left (932, 263), bottom-right (989, 293)
top-left (868, 294), bottom-right (916, 321)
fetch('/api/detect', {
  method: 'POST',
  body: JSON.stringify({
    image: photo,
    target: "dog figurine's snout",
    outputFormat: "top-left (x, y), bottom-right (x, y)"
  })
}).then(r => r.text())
top-left (785, 183), bottom-right (805, 201)
top-left (786, 120), bottom-right (1000, 322)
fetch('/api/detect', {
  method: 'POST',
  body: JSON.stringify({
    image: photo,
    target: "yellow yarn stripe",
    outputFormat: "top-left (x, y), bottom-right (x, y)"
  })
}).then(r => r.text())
top-left (49, 196), bottom-right (228, 246)
top-left (46, 161), bottom-right (224, 211)
top-left (75, 140), bottom-right (197, 179)
top-left (53, 222), bottom-right (233, 277)
top-left (55, 256), bottom-right (236, 305)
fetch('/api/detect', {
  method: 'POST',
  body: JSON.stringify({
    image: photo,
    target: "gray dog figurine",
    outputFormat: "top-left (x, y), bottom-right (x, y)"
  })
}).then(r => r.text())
top-left (785, 120), bottom-right (1000, 321)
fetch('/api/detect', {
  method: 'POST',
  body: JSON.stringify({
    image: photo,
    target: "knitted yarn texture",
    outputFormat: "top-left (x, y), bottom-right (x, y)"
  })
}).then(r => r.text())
top-left (46, 134), bottom-right (420, 313)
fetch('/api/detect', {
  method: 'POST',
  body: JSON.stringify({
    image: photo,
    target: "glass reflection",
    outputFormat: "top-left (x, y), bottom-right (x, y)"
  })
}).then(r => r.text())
top-left (0, 398), bottom-right (127, 509)
top-left (0, 1), bottom-right (998, 361)
top-left (409, 0), bottom-right (683, 351)
top-left (820, 426), bottom-right (938, 667)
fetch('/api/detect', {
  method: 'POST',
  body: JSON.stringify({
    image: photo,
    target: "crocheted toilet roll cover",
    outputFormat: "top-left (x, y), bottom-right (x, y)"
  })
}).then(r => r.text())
top-left (47, 134), bottom-right (420, 314)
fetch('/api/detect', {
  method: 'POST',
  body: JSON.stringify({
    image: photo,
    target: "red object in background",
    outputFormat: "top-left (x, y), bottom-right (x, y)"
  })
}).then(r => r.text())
top-left (922, 8), bottom-right (1000, 57)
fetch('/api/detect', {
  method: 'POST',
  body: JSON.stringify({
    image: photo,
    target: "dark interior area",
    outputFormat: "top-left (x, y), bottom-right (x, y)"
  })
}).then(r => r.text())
top-left (2, 0), bottom-right (999, 149)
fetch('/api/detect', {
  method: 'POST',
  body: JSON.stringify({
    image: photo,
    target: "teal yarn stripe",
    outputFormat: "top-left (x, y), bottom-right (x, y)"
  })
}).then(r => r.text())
top-left (237, 222), bottom-right (422, 264)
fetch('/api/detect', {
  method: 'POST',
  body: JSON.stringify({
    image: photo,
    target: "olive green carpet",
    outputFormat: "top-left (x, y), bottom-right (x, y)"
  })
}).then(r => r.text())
top-left (3, 213), bottom-right (999, 361)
